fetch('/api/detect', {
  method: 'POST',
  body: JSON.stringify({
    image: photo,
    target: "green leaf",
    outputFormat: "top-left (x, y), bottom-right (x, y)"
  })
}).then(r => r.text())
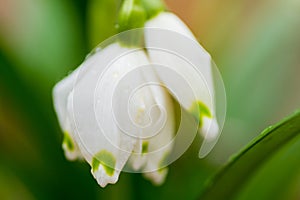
top-left (199, 110), bottom-right (300, 200)
top-left (0, 0), bottom-right (85, 93)
top-left (234, 131), bottom-right (300, 200)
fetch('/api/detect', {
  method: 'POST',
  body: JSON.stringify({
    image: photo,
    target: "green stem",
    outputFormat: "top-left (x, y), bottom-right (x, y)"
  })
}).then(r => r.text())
top-left (117, 0), bottom-right (146, 32)
top-left (141, 0), bottom-right (165, 19)
top-left (117, 0), bottom-right (165, 32)
top-left (116, 0), bottom-right (165, 47)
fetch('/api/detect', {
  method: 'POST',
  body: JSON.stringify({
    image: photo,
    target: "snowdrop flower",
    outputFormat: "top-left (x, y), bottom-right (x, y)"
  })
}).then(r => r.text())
top-left (53, 0), bottom-right (223, 188)
top-left (53, 42), bottom-right (176, 187)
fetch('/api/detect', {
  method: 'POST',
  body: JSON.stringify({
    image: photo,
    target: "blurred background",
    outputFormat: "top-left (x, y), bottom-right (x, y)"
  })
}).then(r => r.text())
top-left (0, 0), bottom-right (299, 199)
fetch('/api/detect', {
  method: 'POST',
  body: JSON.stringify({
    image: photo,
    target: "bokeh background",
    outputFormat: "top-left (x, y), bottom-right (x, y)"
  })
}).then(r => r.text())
top-left (0, 0), bottom-right (299, 199)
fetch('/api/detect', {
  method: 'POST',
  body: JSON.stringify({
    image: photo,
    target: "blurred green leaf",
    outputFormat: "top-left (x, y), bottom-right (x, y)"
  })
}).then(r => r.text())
top-left (0, 166), bottom-right (34, 200)
top-left (87, 0), bottom-right (121, 48)
top-left (200, 110), bottom-right (300, 199)
top-left (0, 0), bottom-right (85, 96)
top-left (234, 129), bottom-right (300, 200)
top-left (208, 0), bottom-right (300, 164)
top-left (223, 0), bottom-right (300, 127)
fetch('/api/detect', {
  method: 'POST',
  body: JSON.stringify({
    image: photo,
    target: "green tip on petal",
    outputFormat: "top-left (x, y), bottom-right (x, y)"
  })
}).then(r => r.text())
top-left (63, 132), bottom-right (75, 151)
top-left (158, 151), bottom-right (170, 173)
top-left (189, 101), bottom-right (212, 128)
top-left (92, 150), bottom-right (116, 177)
top-left (142, 141), bottom-right (149, 154)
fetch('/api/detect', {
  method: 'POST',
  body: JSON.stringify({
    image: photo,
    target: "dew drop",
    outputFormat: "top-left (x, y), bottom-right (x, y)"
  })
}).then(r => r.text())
top-left (95, 47), bottom-right (102, 52)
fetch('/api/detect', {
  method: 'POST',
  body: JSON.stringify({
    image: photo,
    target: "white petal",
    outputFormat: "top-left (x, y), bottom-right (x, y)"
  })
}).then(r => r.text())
top-left (142, 94), bottom-right (174, 185)
top-left (120, 63), bottom-right (175, 185)
top-left (127, 83), bottom-right (155, 171)
top-left (143, 168), bottom-right (168, 186)
top-left (201, 117), bottom-right (219, 141)
top-left (53, 68), bottom-right (82, 160)
top-left (145, 12), bottom-right (219, 141)
top-left (145, 12), bottom-right (195, 40)
top-left (53, 70), bottom-right (77, 128)
top-left (66, 43), bottom-right (158, 187)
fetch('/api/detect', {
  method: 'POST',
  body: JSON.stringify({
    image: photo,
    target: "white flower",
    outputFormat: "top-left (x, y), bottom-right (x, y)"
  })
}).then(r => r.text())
top-left (53, 42), bottom-right (175, 187)
top-left (53, 11), bottom-right (220, 187)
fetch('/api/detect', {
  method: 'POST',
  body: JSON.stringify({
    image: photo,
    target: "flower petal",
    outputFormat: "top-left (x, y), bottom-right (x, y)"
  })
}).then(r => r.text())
top-left (53, 68), bottom-right (83, 160)
top-left (144, 12), bottom-right (219, 141)
top-left (139, 68), bottom-right (175, 185)
top-left (145, 12), bottom-right (195, 40)
top-left (66, 43), bottom-right (161, 187)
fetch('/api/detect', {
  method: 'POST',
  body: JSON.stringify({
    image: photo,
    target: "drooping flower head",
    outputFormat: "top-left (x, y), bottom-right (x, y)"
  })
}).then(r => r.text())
top-left (53, 0), bottom-right (225, 187)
